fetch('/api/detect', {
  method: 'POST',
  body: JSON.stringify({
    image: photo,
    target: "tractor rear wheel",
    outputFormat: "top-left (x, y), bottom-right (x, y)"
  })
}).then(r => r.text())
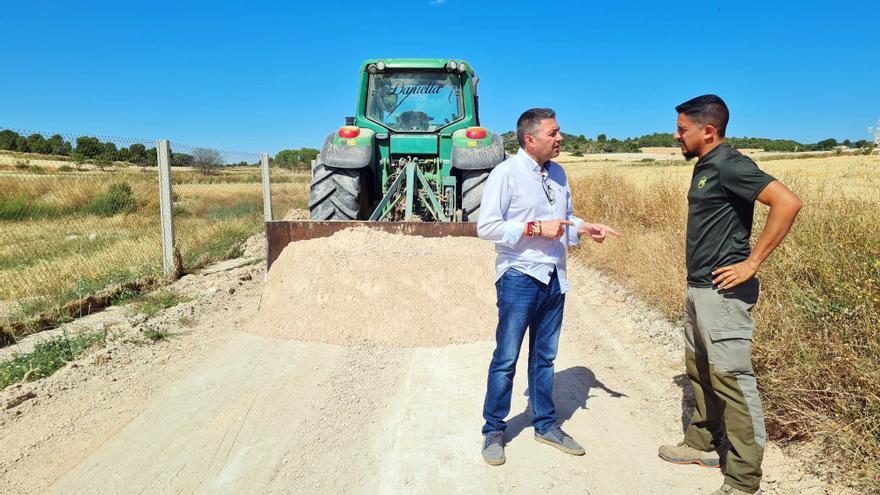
top-left (461, 170), bottom-right (490, 222)
top-left (309, 163), bottom-right (362, 220)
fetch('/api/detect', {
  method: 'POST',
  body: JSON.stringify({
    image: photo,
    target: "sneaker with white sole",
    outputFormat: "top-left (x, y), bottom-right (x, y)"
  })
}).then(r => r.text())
top-left (482, 431), bottom-right (505, 466)
top-left (534, 426), bottom-right (585, 456)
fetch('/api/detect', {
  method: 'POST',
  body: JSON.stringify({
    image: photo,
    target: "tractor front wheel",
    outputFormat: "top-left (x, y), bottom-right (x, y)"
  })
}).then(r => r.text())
top-left (461, 169), bottom-right (490, 222)
top-left (308, 163), bottom-right (362, 220)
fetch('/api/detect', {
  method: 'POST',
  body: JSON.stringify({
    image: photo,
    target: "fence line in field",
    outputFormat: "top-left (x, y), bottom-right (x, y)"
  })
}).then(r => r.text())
top-left (0, 127), bottom-right (279, 336)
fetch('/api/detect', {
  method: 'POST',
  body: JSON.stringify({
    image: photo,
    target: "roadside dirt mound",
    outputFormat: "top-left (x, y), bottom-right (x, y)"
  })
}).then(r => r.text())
top-left (249, 228), bottom-right (498, 347)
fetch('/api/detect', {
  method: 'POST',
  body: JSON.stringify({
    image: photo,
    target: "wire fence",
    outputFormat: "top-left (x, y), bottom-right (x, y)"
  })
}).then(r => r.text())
top-left (0, 127), bottom-right (310, 342)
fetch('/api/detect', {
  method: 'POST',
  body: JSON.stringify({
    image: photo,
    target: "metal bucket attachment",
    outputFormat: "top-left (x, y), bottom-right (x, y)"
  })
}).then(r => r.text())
top-left (265, 221), bottom-right (478, 271)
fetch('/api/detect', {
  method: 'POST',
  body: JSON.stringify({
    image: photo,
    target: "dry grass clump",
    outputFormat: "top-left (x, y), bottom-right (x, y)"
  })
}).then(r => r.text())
top-left (0, 174), bottom-right (159, 221)
top-left (571, 171), bottom-right (880, 489)
top-left (572, 173), bottom-right (688, 316)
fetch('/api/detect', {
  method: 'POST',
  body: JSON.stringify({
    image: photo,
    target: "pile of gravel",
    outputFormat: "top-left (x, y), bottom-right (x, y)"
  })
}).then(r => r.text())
top-left (249, 228), bottom-right (498, 348)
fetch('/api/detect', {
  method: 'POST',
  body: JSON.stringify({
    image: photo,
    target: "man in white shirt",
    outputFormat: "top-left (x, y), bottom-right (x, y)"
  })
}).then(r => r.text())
top-left (477, 108), bottom-right (619, 466)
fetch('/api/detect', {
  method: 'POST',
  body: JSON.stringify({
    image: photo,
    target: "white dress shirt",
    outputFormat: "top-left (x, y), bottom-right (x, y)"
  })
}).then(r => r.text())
top-left (477, 148), bottom-right (584, 294)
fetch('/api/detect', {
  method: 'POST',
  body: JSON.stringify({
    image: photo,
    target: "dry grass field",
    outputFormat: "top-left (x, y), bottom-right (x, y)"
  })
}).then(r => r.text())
top-left (0, 162), bottom-right (309, 338)
top-left (569, 151), bottom-right (880, 489)
top-left (558, 151), bottom-right (879, 196)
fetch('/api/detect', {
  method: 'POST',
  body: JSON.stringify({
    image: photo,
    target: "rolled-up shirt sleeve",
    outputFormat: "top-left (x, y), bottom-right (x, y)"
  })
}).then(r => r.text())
top-left (477, 167), bottom-right (525, 247)
top-left (565, 216), bottom-right (583, 246)
top-left (564, 180), bottom-right (583, 246)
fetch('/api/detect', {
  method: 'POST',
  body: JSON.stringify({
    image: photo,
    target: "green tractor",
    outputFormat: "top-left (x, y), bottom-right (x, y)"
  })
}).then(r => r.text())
top-left (308, 58), bottom-right (505, 222)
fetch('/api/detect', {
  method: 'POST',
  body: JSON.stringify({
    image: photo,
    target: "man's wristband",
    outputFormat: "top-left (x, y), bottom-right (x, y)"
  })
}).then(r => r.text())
top-left (526, 221), bottom-right (544, 237)
top-left (526, 221), bottom-right (542, 237)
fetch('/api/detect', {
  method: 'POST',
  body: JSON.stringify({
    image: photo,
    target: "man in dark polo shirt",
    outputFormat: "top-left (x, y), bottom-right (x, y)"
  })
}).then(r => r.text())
top-left (658, 95), bottom-right (802, 495)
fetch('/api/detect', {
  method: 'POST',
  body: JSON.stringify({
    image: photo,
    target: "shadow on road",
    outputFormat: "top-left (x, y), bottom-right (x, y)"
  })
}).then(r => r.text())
top-left (504, 366), bottom-right (627, 442)
top-left (673, 373), bottom-right (696, 432)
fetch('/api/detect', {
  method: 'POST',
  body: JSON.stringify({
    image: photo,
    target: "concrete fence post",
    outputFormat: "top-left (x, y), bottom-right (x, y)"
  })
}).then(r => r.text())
top-left (260, 153), bottom-right (272, 284)
top-left (260, 153), bottom-right (272, 222)
top-left (156, 140), bottom-right (176, 278)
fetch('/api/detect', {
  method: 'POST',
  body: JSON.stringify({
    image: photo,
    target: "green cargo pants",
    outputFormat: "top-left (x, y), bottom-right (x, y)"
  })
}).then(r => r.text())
top-left (683, 277), bottom-right (765, 494)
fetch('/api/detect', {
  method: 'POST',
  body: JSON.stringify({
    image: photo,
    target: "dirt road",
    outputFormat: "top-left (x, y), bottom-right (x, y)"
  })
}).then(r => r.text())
top-left (0, 231), bottom-right (836, 494)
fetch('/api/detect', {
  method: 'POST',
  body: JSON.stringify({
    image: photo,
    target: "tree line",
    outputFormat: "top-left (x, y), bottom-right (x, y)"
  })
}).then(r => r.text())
top-left (4, 128), bottom-right (868, 171)
top-left (273, 147), bottom-right (319, 170)
top-left (500, 131), bottom-right (873, 154)
top-left (0, 130), bottom-right (162, 166)
top-left (0, 129), bottom-right (319, 171)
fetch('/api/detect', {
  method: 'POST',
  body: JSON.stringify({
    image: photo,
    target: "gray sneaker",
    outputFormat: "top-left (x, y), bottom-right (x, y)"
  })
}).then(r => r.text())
top-left (534, 426), bottom-right (585, 456)
top-left (710, 483), bottom-right (761, 495)
top-left (482, 431), bottom-right (505, 466)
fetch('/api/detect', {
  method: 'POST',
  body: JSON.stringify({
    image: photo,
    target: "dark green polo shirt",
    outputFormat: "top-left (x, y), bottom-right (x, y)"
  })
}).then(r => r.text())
top-left (686, 143), bottom-right (775, 287)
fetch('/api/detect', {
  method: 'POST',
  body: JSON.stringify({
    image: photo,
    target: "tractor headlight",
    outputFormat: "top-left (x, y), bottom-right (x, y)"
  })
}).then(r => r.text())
top-left (376, 61), bottom-right (386, 71)
top-left (457, 62), bottom-right (467, 73)
top-left (367, 63), bottom-right (378, 74)
top-left (446, 60), bottom-right (457, 71)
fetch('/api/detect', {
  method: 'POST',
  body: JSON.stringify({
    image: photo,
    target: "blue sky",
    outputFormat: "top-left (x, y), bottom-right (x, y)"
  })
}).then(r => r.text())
top-left (2, 0), bottom-right (878, 154)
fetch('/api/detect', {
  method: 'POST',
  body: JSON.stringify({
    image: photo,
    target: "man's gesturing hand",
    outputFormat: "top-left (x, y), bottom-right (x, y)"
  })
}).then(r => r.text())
top-left (712, 259), bottom-right (758, 289)
top-left (539, 220), bottom-right (573, 239)
top-left (577, 223), bottom-right (621, 243)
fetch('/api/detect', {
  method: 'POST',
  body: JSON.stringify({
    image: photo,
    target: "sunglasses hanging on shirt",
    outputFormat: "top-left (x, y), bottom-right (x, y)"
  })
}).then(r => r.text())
top-left (541, 172), bottom-right (556, 205)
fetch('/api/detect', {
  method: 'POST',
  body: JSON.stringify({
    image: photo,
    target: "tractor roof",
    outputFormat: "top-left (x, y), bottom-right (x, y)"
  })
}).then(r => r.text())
top-left (359, 58), bottom-right (474, 74)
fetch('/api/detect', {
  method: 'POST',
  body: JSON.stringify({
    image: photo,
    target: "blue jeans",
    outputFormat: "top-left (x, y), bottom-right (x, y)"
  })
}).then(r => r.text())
top-left (482, 268), bottom-right (565, 435)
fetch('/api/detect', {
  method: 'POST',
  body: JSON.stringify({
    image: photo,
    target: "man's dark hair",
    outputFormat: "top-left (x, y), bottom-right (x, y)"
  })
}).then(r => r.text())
top-left (675, 95), bottom-right (729, 138)
top-left (516, 108), bottom-right (556, 148)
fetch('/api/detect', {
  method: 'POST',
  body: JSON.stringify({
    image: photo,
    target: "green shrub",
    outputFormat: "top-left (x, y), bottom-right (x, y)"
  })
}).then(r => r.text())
top-left (130, 289), bottom-right (190, 318)
top-left (0, 329), bottom-right (107, 389)
top-left (0, 194), bottom-right (59, 221)
top-left (83, 182), bottom-right (136, 216)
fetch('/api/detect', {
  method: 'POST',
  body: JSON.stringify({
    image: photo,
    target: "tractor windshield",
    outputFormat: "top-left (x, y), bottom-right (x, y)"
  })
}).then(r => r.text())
top-left (365, 71), bottom-right (464, 132)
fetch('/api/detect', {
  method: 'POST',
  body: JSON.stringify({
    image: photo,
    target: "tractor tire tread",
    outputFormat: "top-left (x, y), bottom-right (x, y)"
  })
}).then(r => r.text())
top-left (461, 170), bottom-right (490, 222)
top-left (309, 163), bottom-right (362, 221)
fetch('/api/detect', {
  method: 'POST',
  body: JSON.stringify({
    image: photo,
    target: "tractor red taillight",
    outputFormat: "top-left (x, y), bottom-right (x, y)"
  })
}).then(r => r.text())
top-left (465, 127), bottom-right (487, 139)
top-left (338, 126), bottom-right (360, 139)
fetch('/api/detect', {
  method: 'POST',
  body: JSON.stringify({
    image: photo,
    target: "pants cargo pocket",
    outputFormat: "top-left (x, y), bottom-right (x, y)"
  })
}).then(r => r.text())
top-left (708, 327), bottom-right (754, 374)
top-left (708, 279), bottom-right (759, 374)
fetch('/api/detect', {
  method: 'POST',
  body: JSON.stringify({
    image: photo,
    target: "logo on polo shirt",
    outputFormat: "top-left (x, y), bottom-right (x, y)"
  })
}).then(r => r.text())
top-left (697, 176), bottom-right (707, 189)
